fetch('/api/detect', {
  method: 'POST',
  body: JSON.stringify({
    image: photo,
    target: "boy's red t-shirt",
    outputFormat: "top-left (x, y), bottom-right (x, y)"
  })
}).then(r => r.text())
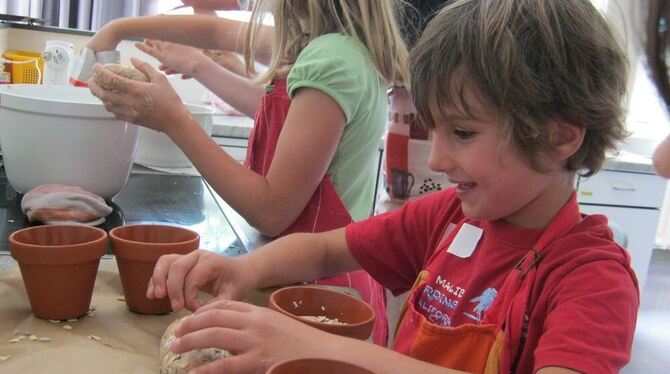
top-left (346, 189), bottom-right (639, 374)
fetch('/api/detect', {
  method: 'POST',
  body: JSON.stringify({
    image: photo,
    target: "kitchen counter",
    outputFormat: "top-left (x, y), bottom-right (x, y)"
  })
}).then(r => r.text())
top-left (603, 149), bottom-right (658, 175)
top-left (212, 113), bottom-right (254, 138)
top-left (0, 165), bottom-right (262, 269)
top-left (0, 258), bottom-right (275, 372)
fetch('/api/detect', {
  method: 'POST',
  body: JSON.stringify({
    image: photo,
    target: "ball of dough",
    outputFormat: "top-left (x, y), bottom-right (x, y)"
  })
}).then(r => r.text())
top-left (94, 63), bottom-right (149, 92)
top-left (160, 317), bottom-right (230, 374)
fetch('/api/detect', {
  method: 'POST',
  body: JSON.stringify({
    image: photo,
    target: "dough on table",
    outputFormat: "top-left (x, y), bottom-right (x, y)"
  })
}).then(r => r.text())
top-left (160, 317), bottom-right (230, 374)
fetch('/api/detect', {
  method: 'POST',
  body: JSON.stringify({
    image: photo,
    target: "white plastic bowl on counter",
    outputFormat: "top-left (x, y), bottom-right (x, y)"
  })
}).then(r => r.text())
top-left (133, 103), bottom-right (214, 169)
top-left (0, 84), bottom-right (140, 199)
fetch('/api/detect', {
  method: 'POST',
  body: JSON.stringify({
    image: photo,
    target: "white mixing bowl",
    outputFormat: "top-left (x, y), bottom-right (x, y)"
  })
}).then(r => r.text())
top-left (133, 103), bottom-right (214, 168)
top-left (0, 84), bottom-right (140, 199)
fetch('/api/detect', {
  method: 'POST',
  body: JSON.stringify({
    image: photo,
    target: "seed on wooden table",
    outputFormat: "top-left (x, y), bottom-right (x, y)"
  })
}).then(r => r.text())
top-left (38, 337), bottom-right (51, 342)
top-left (0, 355), bottom-right (10, 362)
top-left (62, 325), bottom-right (73, 330)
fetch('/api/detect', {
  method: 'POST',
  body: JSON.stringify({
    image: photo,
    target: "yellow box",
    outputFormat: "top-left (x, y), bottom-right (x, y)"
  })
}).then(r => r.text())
top-left (3, 50), bottom-right (44, 84)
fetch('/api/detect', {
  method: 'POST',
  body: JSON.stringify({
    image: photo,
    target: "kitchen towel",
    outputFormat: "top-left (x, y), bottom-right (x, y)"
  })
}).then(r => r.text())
top-left (21, 184), bottom-right (113, 226)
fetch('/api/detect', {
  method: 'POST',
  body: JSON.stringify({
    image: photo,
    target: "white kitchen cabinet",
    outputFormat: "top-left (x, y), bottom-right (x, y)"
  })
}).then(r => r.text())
top-left (577, 170), bottom-right (667, 292)
top-left (214, 136), bottom-right (248, 164)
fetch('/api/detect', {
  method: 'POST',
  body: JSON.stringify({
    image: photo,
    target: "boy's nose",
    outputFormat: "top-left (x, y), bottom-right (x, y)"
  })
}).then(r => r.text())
top-left (428, 136), bottom-right (456, 174)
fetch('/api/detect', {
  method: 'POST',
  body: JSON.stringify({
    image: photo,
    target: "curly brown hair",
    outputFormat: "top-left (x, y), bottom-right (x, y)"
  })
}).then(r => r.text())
top-left (410, 0), bottom-right (630, 176)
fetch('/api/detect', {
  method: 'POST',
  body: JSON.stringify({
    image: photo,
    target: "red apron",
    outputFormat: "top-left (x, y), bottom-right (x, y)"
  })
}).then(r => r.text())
top-left (393, 194), bottom-right (581, 372)
top-left (244, 78), bottom-right (388, 345)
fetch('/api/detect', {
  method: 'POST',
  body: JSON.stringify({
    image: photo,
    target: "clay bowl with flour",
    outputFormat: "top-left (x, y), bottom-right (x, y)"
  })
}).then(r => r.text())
top-left (268, 285), bottom-right (375, 340)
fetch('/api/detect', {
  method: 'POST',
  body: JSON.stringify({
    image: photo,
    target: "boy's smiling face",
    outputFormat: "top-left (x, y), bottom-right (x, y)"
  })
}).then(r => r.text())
top-left (427, 79), bottom-right (574, 228)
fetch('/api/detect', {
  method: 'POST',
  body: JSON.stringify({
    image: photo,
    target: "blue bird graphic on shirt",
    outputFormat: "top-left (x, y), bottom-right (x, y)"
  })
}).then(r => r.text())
top-left (464, 288), bottom-right (498, 323)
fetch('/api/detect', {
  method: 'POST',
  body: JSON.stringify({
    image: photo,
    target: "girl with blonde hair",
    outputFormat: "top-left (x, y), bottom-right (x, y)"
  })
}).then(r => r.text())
top-left (88, 0), bottom-right (409, 345)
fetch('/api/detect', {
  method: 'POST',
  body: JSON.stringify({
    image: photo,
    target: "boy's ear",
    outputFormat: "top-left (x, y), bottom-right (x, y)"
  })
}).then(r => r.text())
top-left (549, 120), bottom-right (586, 161)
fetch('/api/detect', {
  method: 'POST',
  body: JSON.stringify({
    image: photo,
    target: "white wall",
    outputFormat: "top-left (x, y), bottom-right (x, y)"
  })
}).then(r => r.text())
top-left (4, 27), bottom-right (206, 104)
top-left (604, 0), bottom-right (670, 156)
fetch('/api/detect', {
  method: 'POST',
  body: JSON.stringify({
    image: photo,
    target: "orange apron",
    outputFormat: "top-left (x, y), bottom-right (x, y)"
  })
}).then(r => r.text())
top-left (393, 194), bottom-right (580, 373)
top-left (244, 78), bottom-right (387, 345)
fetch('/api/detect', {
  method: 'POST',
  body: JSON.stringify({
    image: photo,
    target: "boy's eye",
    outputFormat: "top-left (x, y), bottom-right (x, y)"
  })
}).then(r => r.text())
top-left (454, 129), bottom-right (475, 139)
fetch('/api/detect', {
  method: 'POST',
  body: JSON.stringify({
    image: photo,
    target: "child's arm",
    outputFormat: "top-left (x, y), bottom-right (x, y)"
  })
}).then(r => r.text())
top-left (135, 39), bottom-right (261, 118)
top-left (170, 299), bottom-right (467, 373)
top-left (181, 0), bottom-right (240, 11)
top-left (148, 228), bottom-right (356, 311)
top-left (90, 59), bottom-right (347, 236)
top-left (89, 56), bottom-right (346, 236)
top-left (87, 14), bottom-right (272, 65)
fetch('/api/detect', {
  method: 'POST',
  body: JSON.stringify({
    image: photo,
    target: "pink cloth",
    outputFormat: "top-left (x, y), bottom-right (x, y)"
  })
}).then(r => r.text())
top-left (21, 184), bottom-right (112, 226)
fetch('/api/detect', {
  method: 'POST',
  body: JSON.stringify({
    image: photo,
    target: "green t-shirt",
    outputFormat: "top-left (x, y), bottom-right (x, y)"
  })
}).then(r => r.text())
top-left (287, 33), bottom-right (387, 221)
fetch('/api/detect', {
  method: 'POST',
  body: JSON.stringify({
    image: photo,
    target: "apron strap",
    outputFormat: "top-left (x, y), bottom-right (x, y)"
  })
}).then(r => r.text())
top-left (487, 192), bottom-right (581, 372)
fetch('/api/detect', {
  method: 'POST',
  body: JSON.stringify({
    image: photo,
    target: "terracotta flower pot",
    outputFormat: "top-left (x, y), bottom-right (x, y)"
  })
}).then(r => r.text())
top-left (109, 224), bottom-right (199, 314)
top-left (9, 225), bottom-right (107, 320)
top-left (269, 285), bottom-right (375, 340)
top-left (267, 358), bottom-right (374, 374)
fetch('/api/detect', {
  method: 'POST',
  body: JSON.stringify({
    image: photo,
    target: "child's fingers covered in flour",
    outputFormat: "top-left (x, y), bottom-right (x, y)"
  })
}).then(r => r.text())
top-left (88, 58), bottom-right (191, 134)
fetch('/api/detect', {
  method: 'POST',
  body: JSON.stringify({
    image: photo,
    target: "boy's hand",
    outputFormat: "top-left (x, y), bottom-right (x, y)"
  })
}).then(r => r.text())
top-left (135, 39), bottom-right (205, 79)
top-left (170, 300), bottom-right (333, 373)
top-left (147, 250), bottom-right (255, 312)
top-left (88, 58), bottom-right (190, 135)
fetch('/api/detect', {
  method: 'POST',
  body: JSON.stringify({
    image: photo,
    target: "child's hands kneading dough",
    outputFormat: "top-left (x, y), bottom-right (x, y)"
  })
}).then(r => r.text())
top-left (93, 63), bottom-right (149, 92)
top-left (88, 58), bottom-right (192, 133)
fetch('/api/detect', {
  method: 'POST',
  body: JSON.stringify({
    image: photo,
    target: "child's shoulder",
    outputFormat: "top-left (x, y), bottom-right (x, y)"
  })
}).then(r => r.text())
top-left (307, 33), bottom-right (355, 48)
top-left (299, 33), bottom-right (367, 63)
top-left (542, 213), bottom-right (635, 283)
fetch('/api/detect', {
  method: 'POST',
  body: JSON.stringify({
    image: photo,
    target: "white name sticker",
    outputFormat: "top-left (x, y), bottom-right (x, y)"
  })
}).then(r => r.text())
top-left (446, 223), bottom-right (483, 258)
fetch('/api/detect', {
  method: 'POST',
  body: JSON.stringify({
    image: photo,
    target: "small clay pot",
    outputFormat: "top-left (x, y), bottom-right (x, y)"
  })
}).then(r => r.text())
top-left (9, 225), bottom-right (107, 320)
top-left (269, 285), bottom-right (375, 340)
top-left (267, 358), bottom-right (374, 374)
top-left (109, 224), bottom-right (199, 314)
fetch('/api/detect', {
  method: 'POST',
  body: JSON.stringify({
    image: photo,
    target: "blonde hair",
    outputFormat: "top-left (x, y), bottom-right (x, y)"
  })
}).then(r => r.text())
top-left (410, 0), bottom-right (629, 177)
top-left (244, 0), bottom-right (409, 86)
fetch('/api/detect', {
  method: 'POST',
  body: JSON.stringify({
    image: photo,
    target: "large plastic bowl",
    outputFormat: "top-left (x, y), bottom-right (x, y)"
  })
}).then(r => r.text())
top-left (0, 84), bottom-right (140, 199)
top-left (133, 103), bottom-right (214, 168)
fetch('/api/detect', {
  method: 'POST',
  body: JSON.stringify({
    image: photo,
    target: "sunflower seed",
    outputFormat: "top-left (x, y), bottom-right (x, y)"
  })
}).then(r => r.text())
top-left (0, 355), bottom-right (10, 362)
top-left (62, 325), bottom-right (73, 330)
top-left (87, 335), bottom-right (101, 341)
top-left (38, 336), bottom-right (51, 342)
